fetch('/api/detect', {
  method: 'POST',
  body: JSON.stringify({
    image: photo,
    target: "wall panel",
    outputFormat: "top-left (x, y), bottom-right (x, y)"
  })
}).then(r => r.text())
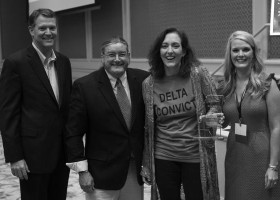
top-left (131, 0), bottom-right (252, 59)
top-left (58, 12), bottom-right (87, 58)
top-left (91, 0), bottom-right (123, 58)
top-left (0, 0), bottom-right (31, 59)
top-left (267, 0), bottom-right (280, 59)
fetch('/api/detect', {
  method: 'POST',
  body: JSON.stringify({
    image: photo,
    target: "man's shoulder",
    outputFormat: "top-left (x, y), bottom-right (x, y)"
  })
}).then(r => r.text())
top-left (127, 68), bottom-right (149, 79)
top-left (74, 68), bottom-right (102, 84)
top-left (54, 51), bottom-right (70, 61)
top-left (5, 47), bottom-right (31, 61)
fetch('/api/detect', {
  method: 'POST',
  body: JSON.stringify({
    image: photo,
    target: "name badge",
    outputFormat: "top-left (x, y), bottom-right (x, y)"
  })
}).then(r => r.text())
top-left (235, 123), bottom-right (247, 144)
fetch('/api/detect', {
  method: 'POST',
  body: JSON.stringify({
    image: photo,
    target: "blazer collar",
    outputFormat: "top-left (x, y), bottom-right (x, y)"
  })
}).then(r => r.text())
top-left (97, 68), bottom-right (140, 132)
top-left (126, 69), bottom-right (140, 129)
top-left (27, 46), bottom-right (60, 107)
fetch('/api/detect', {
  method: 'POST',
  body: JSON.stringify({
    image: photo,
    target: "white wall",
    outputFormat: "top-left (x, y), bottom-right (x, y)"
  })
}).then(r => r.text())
top-left (29, 0), bottom-right (95, 13)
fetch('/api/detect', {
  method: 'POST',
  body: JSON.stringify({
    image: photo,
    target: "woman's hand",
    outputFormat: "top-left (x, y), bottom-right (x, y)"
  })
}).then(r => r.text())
top-left (142, 176), bottom-right (151, 185)
top-left (199, 113), bottom-right (225, 127)
top-left (265, 167), bottom-right (278, 190)
top-left (140, 166), bottom-right (151, 185)
top-left (216, 113), bottom-right (225, 126)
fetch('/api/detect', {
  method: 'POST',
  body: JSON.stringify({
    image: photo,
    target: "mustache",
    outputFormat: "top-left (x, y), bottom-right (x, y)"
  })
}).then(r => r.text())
top-left (111, 60), bottom-right (125, 65)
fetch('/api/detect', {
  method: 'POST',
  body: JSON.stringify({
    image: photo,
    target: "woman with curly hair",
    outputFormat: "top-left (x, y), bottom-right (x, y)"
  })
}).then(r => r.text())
top-left (141, 27), bottom-right (221, 200)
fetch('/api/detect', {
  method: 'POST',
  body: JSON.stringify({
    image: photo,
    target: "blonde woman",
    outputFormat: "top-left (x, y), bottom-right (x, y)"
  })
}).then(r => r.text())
top-left (221, 31), bottom-right (280, 199)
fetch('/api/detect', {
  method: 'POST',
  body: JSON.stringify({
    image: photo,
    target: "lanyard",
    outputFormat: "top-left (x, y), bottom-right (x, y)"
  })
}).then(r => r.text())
top-left (235, 83), bottom-right (248, 124)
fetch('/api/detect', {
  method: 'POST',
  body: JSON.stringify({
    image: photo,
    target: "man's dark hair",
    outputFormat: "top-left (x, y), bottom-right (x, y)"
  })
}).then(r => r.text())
top-left (100, 36), bottom-right (129, 55)
top-left (28, 8), bottom-right (56, 28)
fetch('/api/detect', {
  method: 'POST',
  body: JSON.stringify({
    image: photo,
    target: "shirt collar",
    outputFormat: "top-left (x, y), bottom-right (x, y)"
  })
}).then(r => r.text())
top-left (32, 42), bottom-right (56, 65)
top-left (105, 70), bottom-right (127, 88)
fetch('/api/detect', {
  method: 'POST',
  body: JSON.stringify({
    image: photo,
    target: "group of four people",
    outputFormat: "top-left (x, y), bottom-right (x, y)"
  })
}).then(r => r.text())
top-left (0, 8), bottom-right (280, 200)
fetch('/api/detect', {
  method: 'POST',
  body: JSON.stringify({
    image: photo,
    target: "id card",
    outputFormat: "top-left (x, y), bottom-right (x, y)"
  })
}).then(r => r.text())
top-left (235, 123), bottom-right (247, 144)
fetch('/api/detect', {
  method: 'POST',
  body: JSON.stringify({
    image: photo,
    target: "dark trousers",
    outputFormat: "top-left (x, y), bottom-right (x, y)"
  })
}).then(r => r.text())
top-left (20, 160), bottom-right (70, 200)
top-left (155, 159), bottom-right (203, 200)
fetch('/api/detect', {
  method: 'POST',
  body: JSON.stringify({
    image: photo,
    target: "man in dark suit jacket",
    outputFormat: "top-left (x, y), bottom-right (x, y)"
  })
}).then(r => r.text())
top-left (0, 9), bottom-right (72, 200)
top-left (65, 37), bottom-right (149, 200)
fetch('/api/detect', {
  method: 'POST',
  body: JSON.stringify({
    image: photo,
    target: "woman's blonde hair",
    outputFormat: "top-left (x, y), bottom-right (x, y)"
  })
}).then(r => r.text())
top-left (221, 30), bottom-right (269, 98)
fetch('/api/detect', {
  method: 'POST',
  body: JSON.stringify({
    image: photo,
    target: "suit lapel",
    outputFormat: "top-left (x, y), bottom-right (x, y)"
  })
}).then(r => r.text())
top-left (27, 46), bottom-right (59, 107)
top-left (127, 69), bottom-right (140, 130)
top-left (54, 53), bottom-right (64, 107)
top-left (97, 68), bottom-right (129, 131)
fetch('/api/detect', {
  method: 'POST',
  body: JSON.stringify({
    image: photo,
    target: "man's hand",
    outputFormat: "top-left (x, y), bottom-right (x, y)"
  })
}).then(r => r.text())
top-left (11, 159), bottom-right (30, 180)
top-left (79, 171), bottom-right (94, 193)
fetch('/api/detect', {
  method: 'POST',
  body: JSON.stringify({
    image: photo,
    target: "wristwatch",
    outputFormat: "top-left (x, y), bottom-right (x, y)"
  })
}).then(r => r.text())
top-left (269, 164), bottom-right (279, 172)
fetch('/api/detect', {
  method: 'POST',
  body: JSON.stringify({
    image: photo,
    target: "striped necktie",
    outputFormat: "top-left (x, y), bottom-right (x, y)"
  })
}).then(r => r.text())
top-left (115, 78), bottom-right (131, 129)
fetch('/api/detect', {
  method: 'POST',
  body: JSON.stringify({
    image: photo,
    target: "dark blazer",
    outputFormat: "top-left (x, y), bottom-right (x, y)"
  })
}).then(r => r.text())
top-left (65, 67), bottom-right (149, 190)
top-left (0, 46), bottom-right (72, 173)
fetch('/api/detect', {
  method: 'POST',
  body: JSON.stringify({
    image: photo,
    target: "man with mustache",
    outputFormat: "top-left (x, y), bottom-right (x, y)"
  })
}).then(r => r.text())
top-left (0, 8), bottom-right (72, 200)
top-left (65, 37), bottom-right (149, 200)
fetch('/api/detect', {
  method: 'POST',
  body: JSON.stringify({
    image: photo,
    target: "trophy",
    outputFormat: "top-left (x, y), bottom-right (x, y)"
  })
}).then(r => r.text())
top-left (206, 95), bottom-right (224, 139)
top-left (198, 95), bottom-right (224, 140)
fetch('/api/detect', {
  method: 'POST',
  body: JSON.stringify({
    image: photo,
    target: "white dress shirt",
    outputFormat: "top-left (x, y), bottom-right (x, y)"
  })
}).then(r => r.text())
top-left (32, 43), bottom-right (59, 102)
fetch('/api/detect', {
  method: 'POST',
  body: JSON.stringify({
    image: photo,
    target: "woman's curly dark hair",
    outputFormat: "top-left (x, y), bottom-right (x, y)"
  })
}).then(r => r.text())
top-left (148, 27), bottom-right (200, 79)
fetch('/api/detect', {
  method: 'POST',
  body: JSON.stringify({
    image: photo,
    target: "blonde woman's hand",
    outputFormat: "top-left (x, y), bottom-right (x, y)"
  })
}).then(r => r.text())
top-left (265, 167), bottom-right (278, 190)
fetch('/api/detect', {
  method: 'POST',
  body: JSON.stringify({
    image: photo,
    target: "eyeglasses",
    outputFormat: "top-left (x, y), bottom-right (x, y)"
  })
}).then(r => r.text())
top-left (103, 52), bottom-right (129, 59)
